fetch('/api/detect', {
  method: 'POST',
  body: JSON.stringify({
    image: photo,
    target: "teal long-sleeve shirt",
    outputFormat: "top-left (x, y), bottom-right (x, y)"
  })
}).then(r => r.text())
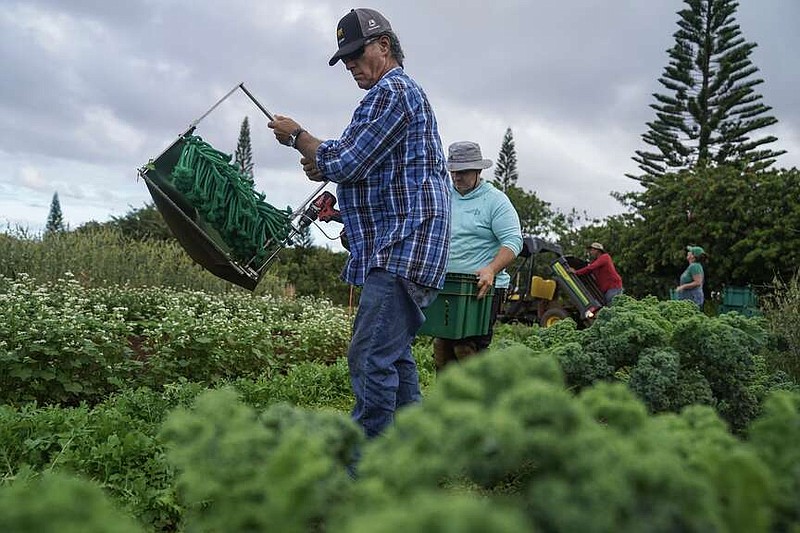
top-left (447, 181), bottom-right (523, 288)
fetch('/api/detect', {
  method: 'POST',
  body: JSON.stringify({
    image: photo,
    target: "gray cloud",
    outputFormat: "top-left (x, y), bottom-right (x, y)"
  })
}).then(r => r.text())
top-left (1, 0), bottom-right (798, 234)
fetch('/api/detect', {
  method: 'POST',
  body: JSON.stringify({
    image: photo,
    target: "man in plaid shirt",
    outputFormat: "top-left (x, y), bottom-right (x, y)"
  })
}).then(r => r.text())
top-left (269, 8), bottom-right (450, 438)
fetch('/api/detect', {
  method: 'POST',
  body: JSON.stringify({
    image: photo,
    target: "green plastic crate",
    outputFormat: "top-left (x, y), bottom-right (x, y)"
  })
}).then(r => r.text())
top-left (722, 286), bottom-right (758, 308)
top-left (418, 273), bottom-right (494, 339)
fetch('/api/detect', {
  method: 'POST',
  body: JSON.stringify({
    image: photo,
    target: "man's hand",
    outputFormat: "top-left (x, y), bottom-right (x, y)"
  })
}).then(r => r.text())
top-left (267, 115), bottom-right (301, 146)
top-left (300, 156), bottom-right (325, 182)
top-left (475, 266), bottom-right (495, 300)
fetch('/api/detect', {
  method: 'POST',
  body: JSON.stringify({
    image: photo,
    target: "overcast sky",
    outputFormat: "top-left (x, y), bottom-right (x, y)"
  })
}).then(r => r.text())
top-left (2, 0), bottom-right (798, 247)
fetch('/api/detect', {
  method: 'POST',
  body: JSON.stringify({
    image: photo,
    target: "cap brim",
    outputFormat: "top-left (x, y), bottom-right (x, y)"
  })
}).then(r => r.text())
top-left (328, 39), bottom-right (366, 66)
top-left (447, 160), bottom-right (493, 172)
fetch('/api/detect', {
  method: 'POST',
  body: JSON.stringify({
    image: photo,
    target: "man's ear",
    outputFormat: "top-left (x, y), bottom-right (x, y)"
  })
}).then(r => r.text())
top-left (379, 35), bottom-right (391, 53)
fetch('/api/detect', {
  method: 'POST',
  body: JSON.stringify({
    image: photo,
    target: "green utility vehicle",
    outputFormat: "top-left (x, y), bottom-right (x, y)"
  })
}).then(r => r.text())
top-left (499, 237), bottom-right (605, 328)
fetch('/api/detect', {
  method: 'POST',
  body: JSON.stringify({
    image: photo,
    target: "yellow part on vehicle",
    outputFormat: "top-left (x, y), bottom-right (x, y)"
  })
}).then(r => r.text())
top-left (530, 276), bottom-right (557, 300)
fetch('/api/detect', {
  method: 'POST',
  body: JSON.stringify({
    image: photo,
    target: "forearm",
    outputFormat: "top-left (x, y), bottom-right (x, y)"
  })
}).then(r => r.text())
top-left (475, 247), bottom-right (517, 299)
top-left (486, 246), bottom-right (518, 276)
top-left (268, 114), bottom-right (321, 161)
top-left (575, 260), bottom-right (600, 276)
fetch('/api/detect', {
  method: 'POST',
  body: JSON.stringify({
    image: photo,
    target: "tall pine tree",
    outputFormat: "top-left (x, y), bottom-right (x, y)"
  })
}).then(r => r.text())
top-left (45, 192), bottom-right (65, 234)
top-left (234, 116), bottom-right (254, 184)
top-left (295, 225), bottom-right (314, 249)
top-left (493, 127), bottom-right (518, 192)
top-left (487, 128), bottom-right (565, 237)
top-left (631, 0), bottom-right (784, 182)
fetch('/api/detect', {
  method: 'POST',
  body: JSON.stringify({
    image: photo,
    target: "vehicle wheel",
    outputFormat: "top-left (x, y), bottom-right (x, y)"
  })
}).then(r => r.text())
top-left (540, 307), bottom-right (569, 328)
top-left (500, 301), bottom-right (533, 324)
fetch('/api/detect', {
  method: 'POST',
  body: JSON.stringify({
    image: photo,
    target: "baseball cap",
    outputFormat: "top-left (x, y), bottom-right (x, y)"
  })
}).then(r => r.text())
top-left (329, 8), bottom-right (392, 66)
top-left (687, 245), bottom-right (705, 257)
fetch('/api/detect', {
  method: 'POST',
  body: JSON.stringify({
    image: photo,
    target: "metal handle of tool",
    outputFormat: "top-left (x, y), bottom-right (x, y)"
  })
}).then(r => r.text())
top-left (139, 81), bottom-right (244, 169)
top-left (238, 83), bottom-right (275, 122)
top-left (234, 83), bottom-right (346, 267)
top-left (186, 81), bottom-right (275, 131)
top-left (237, 81), bottom-right (332, 211)
top-left (189, 82), bottom-right (243, 130)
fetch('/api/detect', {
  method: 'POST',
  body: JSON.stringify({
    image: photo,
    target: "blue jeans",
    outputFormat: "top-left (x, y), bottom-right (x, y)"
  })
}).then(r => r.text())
top-left (348, 268), bottom-right (439, 438)
top-left (604, 287), bottom-right (623, 306)
top-left (678, 286), bottom-right (704, 307)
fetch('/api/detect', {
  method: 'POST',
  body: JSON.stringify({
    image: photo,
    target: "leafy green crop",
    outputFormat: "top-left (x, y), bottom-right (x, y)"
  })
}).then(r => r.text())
top-left (1, 343), bottom-right (798, 532)
top-left (0, 275), bottom-right (353, 406)
top-left (2, 276), bottom-right (799, 532)
top-left (354, 346), bottom-right (781, 532)
top-left (748, 391), bottom-right (800, 530)
top-left (160, 388), bottom-right (361, 532)
top-left (535, 295), bottom-right (794, 431)
top-left (0, 471), bottom-right (143, 533)
top-left (0, 274), bottom-right (138, 405)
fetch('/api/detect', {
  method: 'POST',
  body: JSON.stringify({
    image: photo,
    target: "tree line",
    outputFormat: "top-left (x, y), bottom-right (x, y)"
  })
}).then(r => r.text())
top-left (42, 0), bottom-right (793, 302)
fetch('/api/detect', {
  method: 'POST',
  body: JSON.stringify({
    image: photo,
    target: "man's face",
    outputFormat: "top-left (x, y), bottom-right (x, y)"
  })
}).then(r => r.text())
top-left (451, 169), bottom-right (481, 195)
top-left (588, 248), bottom-right (601, 259)
top-left (342, 36), bottom-right (389, 90)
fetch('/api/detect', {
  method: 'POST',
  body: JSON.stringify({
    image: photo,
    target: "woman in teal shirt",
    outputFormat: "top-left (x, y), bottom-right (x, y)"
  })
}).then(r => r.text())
top-left (432, 141), bottom-right (523, 371)
top-left (676, 245), bottom-right (705, 307)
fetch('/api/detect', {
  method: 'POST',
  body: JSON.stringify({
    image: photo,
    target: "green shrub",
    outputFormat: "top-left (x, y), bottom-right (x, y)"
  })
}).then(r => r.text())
top-left (160, 389), bottom-right (361, 533)
top-left (0, 385), bottom-right (202, 530)
top-left (356, 346), bottom-right (776, 532)
top-left (0, 277), bottom-right (353, 405)
top-left (3, 347), bottom-right (797, 532)
top-left (527, 296), bottom-right (787, 431)
top-left (334, 492), bottom-right (532, 532)
top-left (763, 273), bottom-right (800, 381)
top-left (0, 226), bottom-right (248, 293)
top-left (748, 390), bottom-right (800, 530)
top-left (0, 471), bottom-right (143, 533)
top-left (0, 403), bottom-right (91, 470)
top-left (0, 274), bottom-right (138, 405)
top-left (0, 372), bottom-right (355, 531)
top-left (234, 358), bottom-right (353, 412)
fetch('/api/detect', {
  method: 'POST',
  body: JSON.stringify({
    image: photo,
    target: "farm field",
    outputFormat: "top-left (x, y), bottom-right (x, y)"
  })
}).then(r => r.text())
top-left (3, 0), bottom-right (800, 530)
top-left (1, 274), bottom-right (799, 532)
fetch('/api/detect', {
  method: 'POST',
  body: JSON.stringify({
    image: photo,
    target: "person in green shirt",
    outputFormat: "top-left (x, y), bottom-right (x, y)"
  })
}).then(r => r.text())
top-left (676, 245), bottom-right (705, 307)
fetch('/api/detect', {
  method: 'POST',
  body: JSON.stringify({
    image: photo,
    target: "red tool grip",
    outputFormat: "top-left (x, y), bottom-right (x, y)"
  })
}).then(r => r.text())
top-left (314, 191), bottom-right (341, 223)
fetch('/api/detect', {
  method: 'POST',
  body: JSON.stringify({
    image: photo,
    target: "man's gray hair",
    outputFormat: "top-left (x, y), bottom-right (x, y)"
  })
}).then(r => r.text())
top-left (384, 31), bottom-right (404, 67)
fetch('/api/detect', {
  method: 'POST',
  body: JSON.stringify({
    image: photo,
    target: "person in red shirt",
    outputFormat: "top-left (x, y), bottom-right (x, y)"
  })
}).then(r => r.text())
top-left (571, 242), bottom-right (623, 305)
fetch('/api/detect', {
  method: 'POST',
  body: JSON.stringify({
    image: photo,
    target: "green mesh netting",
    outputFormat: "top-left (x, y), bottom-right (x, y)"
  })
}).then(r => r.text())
top-left (168, 135), bottom-right (292, 266)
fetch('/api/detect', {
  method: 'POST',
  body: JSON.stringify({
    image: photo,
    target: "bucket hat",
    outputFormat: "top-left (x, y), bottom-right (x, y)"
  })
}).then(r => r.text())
top-left (447, 141), bottom-right (493, 172)
top-left (329, 8), bottom-right (392, 66)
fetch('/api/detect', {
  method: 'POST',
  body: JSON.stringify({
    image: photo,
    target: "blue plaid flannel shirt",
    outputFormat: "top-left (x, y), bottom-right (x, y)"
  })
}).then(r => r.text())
top-left (316, 67), bottom-right (451, 289)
